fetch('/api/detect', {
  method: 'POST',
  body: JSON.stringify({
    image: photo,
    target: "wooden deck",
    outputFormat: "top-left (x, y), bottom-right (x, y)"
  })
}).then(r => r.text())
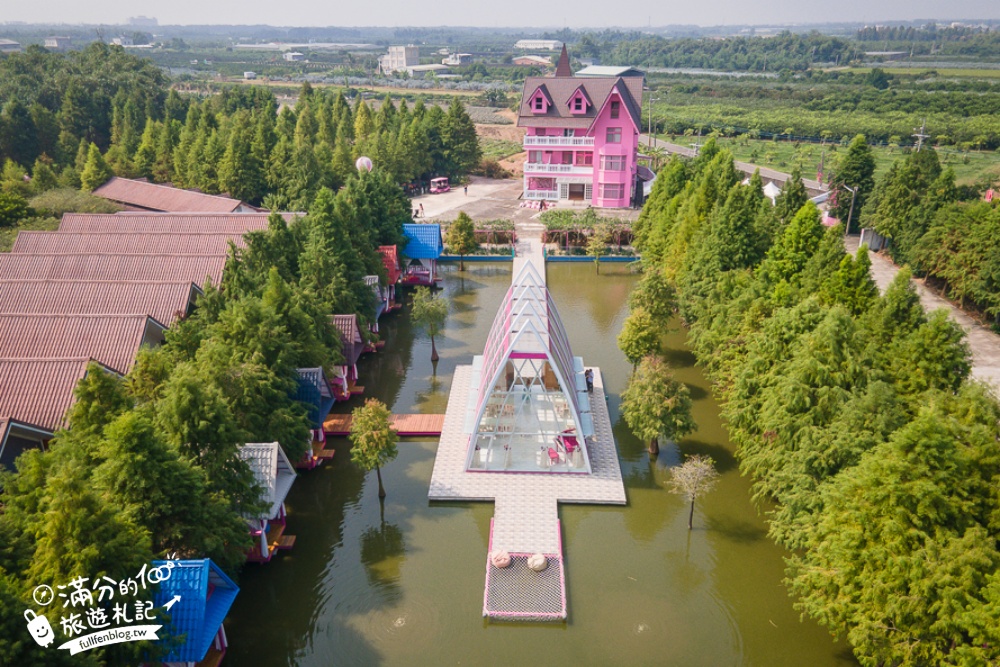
top-left (323, 413), bottom-right (445, 437)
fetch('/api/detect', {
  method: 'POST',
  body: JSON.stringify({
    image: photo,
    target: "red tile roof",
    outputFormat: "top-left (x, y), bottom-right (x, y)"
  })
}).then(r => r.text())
top-left (0, 358), bottom-right (100, 431)
top-left (92, 177), bottom-right (256, 213)
top-left (0, 254), bottom-right (227, 284)
top-left (331, 314), bottom-right (363, 366)
top-left (12, 232), bottom-right (245, 255)
top-left (0, 313), bottom-right (162, 374)
top-left (379, 245), bottom-right (401, 285)
top-left (517, 75), bottom-right (643, 130)
top-left (59, 212), bottom-right (300, 233)
top-left (0, 280), bottom-right (200, 326)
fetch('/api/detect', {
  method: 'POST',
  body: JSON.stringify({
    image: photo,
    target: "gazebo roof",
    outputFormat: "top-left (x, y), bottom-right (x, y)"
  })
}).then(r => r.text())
top-left (153, 559), bottom-right (239, 663)
top-left (402, 224), bottom-right (443, 259)
top-left (237, 442), bottom-right (296, 519)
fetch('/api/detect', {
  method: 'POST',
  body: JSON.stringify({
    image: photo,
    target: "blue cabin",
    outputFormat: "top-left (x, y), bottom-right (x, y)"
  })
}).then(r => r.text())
top-left (153, 559), bottom-right (239, 666)
top-left (295, 367), bottom-right (337, 469)
top-left (402, 223), bottom-right (443, 286)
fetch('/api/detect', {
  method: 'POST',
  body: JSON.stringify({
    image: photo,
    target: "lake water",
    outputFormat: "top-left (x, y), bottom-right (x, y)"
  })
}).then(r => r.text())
top-left (224, 262), bottom-right (857, 666)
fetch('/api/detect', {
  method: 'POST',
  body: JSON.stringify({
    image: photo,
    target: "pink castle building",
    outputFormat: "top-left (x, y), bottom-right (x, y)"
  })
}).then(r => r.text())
top-left (517, 46), bottom-right (644, 208)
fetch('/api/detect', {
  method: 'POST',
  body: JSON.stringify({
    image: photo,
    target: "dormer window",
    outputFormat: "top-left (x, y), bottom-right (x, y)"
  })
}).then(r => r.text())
top-left (573, 97), bottom-right (583, 111)
top-left (610, 101), bottom-right (620, 119)
top-left (568, 87), bottom-right (591, 115)
top-left (533, 97), bottom-right (545, 111)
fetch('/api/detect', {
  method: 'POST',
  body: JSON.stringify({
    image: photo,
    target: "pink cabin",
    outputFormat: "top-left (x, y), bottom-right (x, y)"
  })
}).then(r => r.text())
top-left (517, 46), bottom-right (644, 209)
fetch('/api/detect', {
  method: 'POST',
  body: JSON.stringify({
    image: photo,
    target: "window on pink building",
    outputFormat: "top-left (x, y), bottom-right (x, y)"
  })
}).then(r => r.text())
top-left (605, 127), bottom-right (622, 143)
top-left (563, 129), bottom-right (575, 137)
top-left (561, 151), bottom-right (573, 164)
top-left (573, 97), bottom-right (584, 111)
top-left (601, 155), bottom-right (625, 171)
top-left (533, 96), bottom-right (544, 111)
top-left (576, 152), bottom-right (593, 166)
top-left (600, 183), bottom-right (625, 199)
top-left (529, 151), bottom-right (543, 163)
top-left (610, 101), bottom-right (620, 119)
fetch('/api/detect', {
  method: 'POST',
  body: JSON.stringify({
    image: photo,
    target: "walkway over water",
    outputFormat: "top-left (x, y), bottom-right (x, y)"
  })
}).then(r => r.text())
top-left (323, 413), bottom-right (444, 437)
top-left (428, 233), bottom-right (626, 621)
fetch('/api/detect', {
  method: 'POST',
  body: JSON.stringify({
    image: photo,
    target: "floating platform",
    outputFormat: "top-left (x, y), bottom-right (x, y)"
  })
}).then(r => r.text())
top-left (323, 413), bottom-right (445, 437)
top-left (483, 519), bottom-right (566, 621)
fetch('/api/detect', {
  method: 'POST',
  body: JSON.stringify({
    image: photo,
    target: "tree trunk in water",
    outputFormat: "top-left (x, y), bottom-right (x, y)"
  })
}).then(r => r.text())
top-left (430, 335), bottom-right (439, 362)
top-left (688, 499), bottom-right (695, 530)
top-left (460, 256), bottom-right (465, 271)
top-left (648, 438), bottom-right (659, 456)
top-left (376, 464), bottom-right (386, 498)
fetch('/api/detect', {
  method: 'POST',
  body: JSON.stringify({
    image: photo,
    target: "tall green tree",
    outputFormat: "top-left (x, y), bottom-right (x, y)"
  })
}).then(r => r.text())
top-left (79, 143), bottom-right (113, 191)
top-left (445, 211), bottom-right (477, 270)
top-left (411, 286), bottom-right (447, 362)
top-left (349, 399), bottom-right (399, 499)
top-left (829, 134), bottom-right (875, 229)
top-left (621, 355), bottom-right (695, 456)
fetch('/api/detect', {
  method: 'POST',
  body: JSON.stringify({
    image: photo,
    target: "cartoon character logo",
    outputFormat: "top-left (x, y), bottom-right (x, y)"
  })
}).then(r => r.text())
top-left (24, 609), bottom-right (55, 648)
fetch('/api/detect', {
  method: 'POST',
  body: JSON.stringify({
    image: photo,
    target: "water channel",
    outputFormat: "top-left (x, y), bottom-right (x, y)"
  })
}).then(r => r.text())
top-left (224, 262), bottom-right (857, 666)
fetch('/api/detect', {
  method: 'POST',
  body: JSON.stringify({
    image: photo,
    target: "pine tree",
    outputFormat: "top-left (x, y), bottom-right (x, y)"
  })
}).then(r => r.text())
top-left (621, 354), bottom-right (695, 455)
top-left (830, 134), bottom-right (876, 227)
top-left (774, 166), bottom-right (808, 224)
top-left (354, 101), bottom-right (373, 143)
top-left (79, 143), bottom-right (113, 191)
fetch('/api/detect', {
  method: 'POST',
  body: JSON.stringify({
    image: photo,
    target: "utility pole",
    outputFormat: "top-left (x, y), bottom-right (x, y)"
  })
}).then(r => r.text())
top-left (913, 119), bottom-right (930, 151)
top-left (843, 184), bottom-right (858, 235)
top-left (646, 96), bottom-right (660, 147)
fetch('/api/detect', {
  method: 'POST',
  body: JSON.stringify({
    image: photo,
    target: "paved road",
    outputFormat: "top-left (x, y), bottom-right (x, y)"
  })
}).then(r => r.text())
top-left (641, 135), bottom-right (827, 195)
top-left (846, 235), bottom-right (1000, 397)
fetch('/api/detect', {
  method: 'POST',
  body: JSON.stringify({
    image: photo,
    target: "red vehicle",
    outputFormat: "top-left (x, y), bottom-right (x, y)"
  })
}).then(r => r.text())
top-left (429, 177), bottom-right (450, 194)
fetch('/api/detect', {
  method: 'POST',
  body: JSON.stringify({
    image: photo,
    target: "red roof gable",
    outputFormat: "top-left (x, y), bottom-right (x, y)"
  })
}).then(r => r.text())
top-left (12, 232), bottom-right (246, 255)
top-left (0, 357), bottom-right (105, 431)
top-left (0, 254), bottom-right (227, 285)
top-left (0, 313), bottom-right (162, 374)
top-left (59, 212), bottom-right (299, 233)
top-left (0, 280), bottom-right (199, 326)
top-left (92, 177), bottom-right (255, 213)
top-left (379, 245), bottom-right (401, 285)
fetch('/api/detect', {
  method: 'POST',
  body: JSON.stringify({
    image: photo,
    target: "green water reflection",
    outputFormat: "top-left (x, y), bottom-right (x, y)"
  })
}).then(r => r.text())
top-left (224, 262), bottom-right (856, 666)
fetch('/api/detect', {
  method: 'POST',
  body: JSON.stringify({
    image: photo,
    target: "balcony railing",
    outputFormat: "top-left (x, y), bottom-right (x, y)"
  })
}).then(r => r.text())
top-left (523, 136), bottom-right (595, 147)
top-left (525, 190), bottom-right (559, 200)
top-left (523, 163), bottom-right (592, 174)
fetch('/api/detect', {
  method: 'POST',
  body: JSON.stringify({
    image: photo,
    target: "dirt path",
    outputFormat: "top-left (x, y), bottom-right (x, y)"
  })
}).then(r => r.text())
top-left (845, 235), bottom-right (1000, 396)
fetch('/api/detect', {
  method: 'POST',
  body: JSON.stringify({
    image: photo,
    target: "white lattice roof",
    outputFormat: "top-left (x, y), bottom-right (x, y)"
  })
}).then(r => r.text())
top-left (237, 442), bottom-right (297, 519)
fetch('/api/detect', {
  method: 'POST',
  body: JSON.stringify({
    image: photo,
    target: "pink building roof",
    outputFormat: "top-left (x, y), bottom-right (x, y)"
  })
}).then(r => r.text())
top-left (0, 313), bottom-right (164, 374)
top-left (517, 76), bottom-right (643, 130)
top-left (59, 212), bottom-right (299, 233)
top-left (12, 232), bottom-right (246, 256)
top-left (0, 280), bottom-right (199, 326)
top-left (0, 357), bottom-right (104, 431)
top-left (0, 253), bottom-right (227, 284)
top-left (92, 177), bottom-right (257, 213)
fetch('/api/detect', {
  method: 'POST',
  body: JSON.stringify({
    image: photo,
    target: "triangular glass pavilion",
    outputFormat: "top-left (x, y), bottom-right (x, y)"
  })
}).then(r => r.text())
top-left (464, 262), bottom-right (594, 473)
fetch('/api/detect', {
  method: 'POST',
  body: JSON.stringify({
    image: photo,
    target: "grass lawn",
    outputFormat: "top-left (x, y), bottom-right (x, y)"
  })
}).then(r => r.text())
top-left (657, 135), bottom-right (1000, 186)
top-left (479, 138), bottom-right (524, 161)
top-left (844, 67), bottom-right (1000, 79)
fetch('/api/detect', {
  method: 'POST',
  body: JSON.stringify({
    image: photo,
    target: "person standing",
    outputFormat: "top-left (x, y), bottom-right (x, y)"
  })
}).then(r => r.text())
top-left (464, 185), bottom-right (468, 196)
top-left (419, 203), bottom-right (425, 218)
top-left (585, 368), bottom-right (594, 393)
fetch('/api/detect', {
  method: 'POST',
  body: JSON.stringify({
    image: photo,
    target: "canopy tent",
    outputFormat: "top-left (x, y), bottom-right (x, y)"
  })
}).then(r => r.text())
top-left (153, 559), bottom-right (239, 664)
top-left (464, 262), bottom-right (593, 473)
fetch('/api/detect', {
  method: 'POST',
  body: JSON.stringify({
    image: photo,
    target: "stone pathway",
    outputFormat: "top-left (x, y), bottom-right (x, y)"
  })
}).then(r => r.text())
top-left (846, 235), bottom-right (1000, 396)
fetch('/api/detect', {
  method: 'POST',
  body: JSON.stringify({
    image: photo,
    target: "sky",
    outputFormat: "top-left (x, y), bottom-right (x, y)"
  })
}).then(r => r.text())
top-left (3, 0), bottom-right (999, 29)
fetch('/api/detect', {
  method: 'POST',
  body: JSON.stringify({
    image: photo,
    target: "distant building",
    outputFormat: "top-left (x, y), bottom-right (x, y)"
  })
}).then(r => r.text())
top-left (514, 39), bottom-right (562, 51)
top-left (407, 63), bottom-right (450, 79)
top-left (283, 51), bottom-right (305, 62)
top-left (513, 55), bottom-right (551, 67)
top-left (0, 39), bottom-right (21, 53)
top-left (575, 65), bottom-right (645, 79)
top-left (91, 177), bottom-right (261, 213)
top-left (442, 53), bottom-right (472, 66)
top-left (44, 36), bottom-right (72, 51)
top-left (517, 46), bottom-right (645, 209)
top-left (128, 15), bottom-right (158, 27)
top-left (111, 35), bottom-right (134, 47)
top-left (244, 71), bottom-right (257, 80)
top-left (379, 45), bottom-right (419, 75)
